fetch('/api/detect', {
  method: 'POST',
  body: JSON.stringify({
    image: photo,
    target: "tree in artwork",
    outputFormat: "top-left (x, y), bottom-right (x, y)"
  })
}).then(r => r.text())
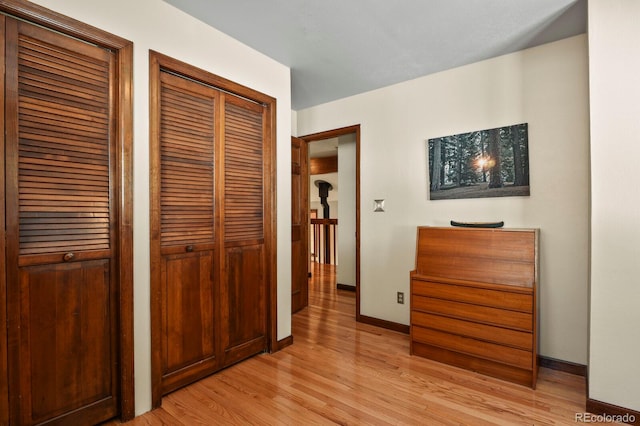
top-left (427, 123), bottom-right (529, 200)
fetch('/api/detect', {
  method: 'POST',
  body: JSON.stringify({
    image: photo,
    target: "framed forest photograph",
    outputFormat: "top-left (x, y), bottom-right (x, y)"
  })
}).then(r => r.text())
top-left (427, 123), bottom-right (530, 200)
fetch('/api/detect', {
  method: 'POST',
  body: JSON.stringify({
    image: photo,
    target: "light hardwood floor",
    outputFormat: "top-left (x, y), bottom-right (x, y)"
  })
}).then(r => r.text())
top-left (118, 263), bottom-right (591, 425)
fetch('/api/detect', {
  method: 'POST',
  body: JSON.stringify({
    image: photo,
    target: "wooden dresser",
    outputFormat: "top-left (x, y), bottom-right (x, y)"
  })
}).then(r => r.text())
top-left (410, 226), bottom-right (539, 388)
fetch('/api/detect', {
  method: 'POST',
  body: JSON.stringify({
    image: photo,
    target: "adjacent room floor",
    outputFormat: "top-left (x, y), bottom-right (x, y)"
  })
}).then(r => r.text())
top-left (117, 263), bottom-right (588, 425)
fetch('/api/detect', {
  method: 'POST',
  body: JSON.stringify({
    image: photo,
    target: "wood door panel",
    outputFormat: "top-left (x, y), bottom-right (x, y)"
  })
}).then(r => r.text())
top-left (221, 93), bottom-right (269, 366)
top-left (223, 96), bottom-right (264, 243)
top-left (222, 245), bottom-right (266, 366)
top-left (162, 251), bottom-right (216, 378)
top-left (1, 4), bottom-right (134, 423)
top-left (159, 71), bottom-right (216, 248)
top-left (153, 68), bottom-right (219, 397)
top-left (2, 16), bottom-right (127, 425)
top-left (14, 20), bottom-right (112, 259)
top-left (0, 13), bottom-right (8, 424)
top-left (291, 137), bottom-right (309, 313)
top-left (18, 260), bottom-right (116, 425)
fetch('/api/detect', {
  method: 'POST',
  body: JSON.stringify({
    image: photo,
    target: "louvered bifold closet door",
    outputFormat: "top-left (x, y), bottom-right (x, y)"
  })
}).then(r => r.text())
top-left (4, 19), bottom-right (119, 425)
top-left (156, 71), bottom-right (219, 394)
top-left (220, 93), bottom-right (268, 367)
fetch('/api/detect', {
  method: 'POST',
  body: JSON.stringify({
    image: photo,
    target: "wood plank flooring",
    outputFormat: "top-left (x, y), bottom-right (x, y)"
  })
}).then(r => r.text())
top-left (117, 263), bottom-right (592, 425)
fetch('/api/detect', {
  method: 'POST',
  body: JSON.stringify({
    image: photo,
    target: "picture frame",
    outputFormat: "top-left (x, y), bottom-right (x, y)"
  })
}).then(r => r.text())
top-left (427, 123), bottom-right (530, 200)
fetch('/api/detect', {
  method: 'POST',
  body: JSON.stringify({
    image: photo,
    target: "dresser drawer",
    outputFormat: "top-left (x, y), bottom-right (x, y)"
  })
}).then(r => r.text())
top-left (412, 279), bottom-right (532, 312)
top-left (411, 311), bottom-right (533, 350)
top-left (412, 295), bottom-right (533, 331)
top-left (412, 326), bottom-right (533, 370)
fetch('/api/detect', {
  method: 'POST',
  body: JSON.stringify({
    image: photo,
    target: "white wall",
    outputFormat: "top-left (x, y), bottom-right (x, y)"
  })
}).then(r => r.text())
top-left (588, 0), bottom-right (640, 411)
top-left (297, 35), bottom-right (590, 364)
top-left (30, 0), bottom-right (292, 415)
top-left (292, 109), bottom-right (298, 137)
top-left (337, 135), bottom-right (357, 287)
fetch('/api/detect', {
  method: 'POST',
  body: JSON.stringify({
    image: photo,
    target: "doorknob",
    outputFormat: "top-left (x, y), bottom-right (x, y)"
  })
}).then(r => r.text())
top-left (63, 252), bottom-right (75, 262)
top-left (186, 245), bottom-right (194, 252)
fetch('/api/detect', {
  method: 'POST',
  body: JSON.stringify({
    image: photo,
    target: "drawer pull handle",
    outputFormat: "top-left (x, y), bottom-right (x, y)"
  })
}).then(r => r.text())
top-left (186, 245), bottom-right (194, 252)
top-left (63, 252), bottom-right (75, 262)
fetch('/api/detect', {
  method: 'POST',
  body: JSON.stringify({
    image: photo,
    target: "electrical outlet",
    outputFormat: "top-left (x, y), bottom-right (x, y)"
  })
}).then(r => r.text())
top-left (397, 291), bottom-right (404, 304)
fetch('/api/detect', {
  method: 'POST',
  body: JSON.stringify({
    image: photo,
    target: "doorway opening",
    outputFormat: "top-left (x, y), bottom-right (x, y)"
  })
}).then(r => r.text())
top-left (297, 125), bottom-right (361, 319)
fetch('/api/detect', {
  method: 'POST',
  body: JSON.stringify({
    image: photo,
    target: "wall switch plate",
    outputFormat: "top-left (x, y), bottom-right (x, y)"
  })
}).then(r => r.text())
top-left (397, 291), bottom-right (404, 304)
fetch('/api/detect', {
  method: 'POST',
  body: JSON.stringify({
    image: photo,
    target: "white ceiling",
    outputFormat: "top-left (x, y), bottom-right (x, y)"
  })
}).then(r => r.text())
top-left (164, 0), bottom-right (586, 110)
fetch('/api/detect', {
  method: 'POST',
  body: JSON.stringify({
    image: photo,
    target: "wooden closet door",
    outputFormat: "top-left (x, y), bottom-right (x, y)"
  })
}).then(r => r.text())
top-left (220, 94), bottom-right (268, 366)
top-left (154, 71), bottom-right (219, 395)
top-left (150, 52), bottom-right (274, 404)
top-left (4, 19), bottom-right (119, 425)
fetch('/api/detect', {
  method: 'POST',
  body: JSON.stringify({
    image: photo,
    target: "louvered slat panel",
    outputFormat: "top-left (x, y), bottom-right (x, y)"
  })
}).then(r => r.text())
top-left (224, 100), bottom-right (264, 242)
top-left (160, 74), bottom-right (215, 247)
top-left (17, 35), bottom-right (111, 256)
